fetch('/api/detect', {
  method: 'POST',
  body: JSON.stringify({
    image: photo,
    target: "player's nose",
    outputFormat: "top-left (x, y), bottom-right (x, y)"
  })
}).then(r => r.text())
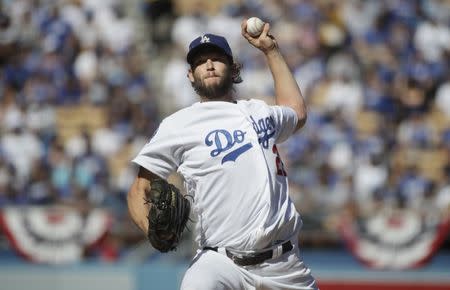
top-left (206, 59), bottom-right (214, 70)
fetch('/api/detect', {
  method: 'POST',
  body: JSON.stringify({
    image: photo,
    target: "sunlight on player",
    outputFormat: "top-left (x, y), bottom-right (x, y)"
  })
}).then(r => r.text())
top-left (127, 19), bottom-right (319, 290)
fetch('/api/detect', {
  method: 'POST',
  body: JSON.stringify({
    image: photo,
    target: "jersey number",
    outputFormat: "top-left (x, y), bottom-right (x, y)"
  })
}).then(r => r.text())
top-left (272, 145), bottom-right (287, 176)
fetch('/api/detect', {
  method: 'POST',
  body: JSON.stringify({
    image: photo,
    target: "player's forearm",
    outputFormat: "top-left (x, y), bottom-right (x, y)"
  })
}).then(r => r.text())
top-left (127, 177), bottom-right (150, 235)
top-left (265, 48), bottom-right (307, 130)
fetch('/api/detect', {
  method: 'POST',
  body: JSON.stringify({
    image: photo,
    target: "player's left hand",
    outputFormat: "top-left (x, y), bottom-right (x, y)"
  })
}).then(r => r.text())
top-left (146, 178), bottom-right (191, 252)
top-left (241, 19), bottom-right (278, 55)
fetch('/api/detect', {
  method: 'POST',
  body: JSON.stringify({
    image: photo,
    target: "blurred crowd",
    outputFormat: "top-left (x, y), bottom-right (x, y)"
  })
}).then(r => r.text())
top-left (0, 0), bottom-right (159, 210)
top-left (0, 0), bottom-right (161, 259)
top-left (157, 0), bottom-right (450, 244)
top-left (0, 0), bottom-right (449, 260)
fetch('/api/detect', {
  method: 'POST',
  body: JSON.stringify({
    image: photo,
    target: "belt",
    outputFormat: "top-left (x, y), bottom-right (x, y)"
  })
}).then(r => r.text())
top-left (203, 240), bottom-right (293, 266)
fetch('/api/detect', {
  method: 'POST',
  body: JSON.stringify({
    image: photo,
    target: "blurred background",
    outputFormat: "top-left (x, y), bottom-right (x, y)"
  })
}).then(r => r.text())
top-left (0, 0), bottom-right (449, 289)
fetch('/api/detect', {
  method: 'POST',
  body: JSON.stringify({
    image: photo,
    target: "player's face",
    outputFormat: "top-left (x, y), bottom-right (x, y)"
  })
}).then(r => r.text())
top-left (188, 50), bottom-right (233, 99)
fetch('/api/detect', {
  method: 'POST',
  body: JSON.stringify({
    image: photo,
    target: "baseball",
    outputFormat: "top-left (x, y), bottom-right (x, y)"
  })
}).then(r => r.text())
top-left (246, 17), bottom-right (265, 37)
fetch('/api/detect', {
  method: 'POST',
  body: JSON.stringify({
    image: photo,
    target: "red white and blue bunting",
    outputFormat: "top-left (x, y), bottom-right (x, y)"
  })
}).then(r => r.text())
top-left (0, 206), bottom-right (111, 264)
top-left (339, 208), bottom-right (450, 269)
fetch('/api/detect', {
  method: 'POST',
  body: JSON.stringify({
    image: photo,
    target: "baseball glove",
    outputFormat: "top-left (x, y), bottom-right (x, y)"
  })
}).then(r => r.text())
top-left (145, 178), bottom-right (191, 252)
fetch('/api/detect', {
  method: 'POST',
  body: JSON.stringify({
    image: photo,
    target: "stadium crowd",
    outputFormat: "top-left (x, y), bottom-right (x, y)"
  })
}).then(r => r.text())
top-left (0, 0), bottom-right (449, 261)
top-left (158, 0), bottom-right (450, 245)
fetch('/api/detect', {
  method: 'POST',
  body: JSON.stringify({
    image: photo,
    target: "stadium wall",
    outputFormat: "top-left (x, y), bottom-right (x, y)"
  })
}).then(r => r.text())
top-left (1, 250), bottom-right (450, 290)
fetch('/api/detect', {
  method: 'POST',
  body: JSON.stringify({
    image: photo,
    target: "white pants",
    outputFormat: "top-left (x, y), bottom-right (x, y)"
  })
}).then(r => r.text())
top-left (180, 241), bottom-right (318, 290)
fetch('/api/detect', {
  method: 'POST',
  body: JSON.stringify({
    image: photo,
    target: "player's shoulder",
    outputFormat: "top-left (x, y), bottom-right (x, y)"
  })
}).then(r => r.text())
top-left (157, 103), bottom-right (202, 128)
top-left (237, 98), bottom-right (272, 108)
top-left (237, 98), bottom-right (270, 105)
top-left (163, 106), bottom-right (191, 122)
top-left (237, 98), bottom-right (275, 114)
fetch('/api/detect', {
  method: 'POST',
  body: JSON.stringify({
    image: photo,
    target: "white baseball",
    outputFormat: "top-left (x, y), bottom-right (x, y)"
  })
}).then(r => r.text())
top-left (246, 17), bottom-right (265, 37)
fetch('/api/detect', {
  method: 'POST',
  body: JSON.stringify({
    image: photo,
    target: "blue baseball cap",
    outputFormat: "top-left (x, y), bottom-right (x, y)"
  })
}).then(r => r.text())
top-left (186, 33), bottom-right (233, 65)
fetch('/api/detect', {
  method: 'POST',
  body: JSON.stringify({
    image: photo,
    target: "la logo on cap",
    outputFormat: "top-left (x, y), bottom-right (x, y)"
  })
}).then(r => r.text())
top-left (200, 35), bottom-right (210, 43)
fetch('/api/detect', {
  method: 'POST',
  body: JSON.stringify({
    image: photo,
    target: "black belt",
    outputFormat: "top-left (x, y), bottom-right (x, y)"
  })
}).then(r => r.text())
top-left (203, 240), bottom-right (293, 266)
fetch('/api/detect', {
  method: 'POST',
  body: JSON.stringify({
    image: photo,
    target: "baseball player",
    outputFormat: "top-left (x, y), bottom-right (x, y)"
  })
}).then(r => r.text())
top-left (127, 19), bottom-right (319, 290)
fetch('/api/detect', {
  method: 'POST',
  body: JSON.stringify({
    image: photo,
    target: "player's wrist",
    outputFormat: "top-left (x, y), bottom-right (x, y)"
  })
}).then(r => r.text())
top-left (263, 46), bottom-right (281, 58)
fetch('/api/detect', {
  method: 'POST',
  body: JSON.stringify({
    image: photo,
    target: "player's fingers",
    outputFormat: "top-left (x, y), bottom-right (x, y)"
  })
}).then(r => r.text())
top-left (241, 19), bottom-right (247, 31)
top-left (260, 23), bottom-right (270, 38)
top-left (241, 19), bottom-right (253, 39)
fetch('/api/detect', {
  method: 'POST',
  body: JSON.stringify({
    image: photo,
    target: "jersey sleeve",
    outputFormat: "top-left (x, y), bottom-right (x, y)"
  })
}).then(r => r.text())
top-left (131, 118), bottom-right (182, 179)
top-left (269, 105), bottom-right (298, 143)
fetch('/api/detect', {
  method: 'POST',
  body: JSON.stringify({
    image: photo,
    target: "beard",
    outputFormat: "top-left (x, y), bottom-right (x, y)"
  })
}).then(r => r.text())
top-left (191, 68), bottom-right (233, 99)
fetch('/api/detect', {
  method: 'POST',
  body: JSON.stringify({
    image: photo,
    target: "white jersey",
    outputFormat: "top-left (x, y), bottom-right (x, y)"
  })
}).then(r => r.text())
top-left (132, 99), bottom-right (302, 250)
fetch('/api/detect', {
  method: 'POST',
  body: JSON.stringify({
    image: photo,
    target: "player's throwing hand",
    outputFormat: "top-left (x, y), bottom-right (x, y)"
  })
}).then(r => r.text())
top-left (241, 19), bottom-right (278, 54)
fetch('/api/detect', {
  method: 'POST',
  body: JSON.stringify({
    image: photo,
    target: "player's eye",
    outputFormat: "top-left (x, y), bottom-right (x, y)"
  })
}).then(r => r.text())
top-left (211, 57), bottom-right (226, 63)
top-left (193, 58), bottom-right (208, 67)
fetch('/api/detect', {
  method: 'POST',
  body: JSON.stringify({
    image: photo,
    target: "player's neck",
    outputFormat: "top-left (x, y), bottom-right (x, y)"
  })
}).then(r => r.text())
top-left (200, 94), bottom-right (235, 103)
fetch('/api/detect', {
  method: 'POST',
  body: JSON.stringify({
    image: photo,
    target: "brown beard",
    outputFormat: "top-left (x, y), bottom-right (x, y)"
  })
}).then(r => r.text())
top-left (191, 67), bottom-right (233, 99)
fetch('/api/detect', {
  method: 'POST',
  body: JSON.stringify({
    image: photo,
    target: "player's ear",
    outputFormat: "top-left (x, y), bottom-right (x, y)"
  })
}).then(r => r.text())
top-left (231, 62), bottom-right (243, 84)
top-left (187, 69), bottom-right (194, 82)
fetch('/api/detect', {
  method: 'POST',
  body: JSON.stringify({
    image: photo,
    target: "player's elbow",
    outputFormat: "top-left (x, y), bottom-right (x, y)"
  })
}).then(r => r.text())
top-left (279, 98), bottom-right (307, 132)
top-left (296, 112), bottom-right (307, 131)
top-left (294, 105), bottom-right (307, 132)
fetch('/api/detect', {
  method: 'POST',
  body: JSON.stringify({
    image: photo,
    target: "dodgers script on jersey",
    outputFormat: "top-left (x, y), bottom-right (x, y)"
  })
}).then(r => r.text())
top-left (132, 99), bottom-right (302, 250)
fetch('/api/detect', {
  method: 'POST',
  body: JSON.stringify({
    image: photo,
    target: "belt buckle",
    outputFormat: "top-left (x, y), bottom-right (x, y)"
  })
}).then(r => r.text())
top-left (228, 251), bottom-right (248, 265)
top-left (233, 252), bottom-right (245, 260)
top-left (226, 250), bottom-right (239, 260)
top-left (232, 251), bottom-right (262, 266)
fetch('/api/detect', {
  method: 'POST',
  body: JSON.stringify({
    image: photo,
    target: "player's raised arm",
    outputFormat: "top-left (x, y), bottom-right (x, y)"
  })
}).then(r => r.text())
top-left (241, 19), bottom-right (307, 131)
